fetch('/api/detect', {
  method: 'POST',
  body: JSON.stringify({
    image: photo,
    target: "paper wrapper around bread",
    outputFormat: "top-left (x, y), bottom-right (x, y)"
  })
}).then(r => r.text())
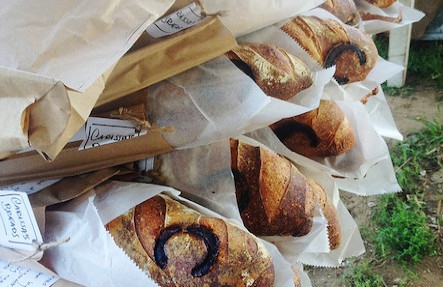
top-left (0, 55), bottom-right (314, 186)
top-left (146, 138), bottom-right (358, 265)
top-left (0, 0), bottom-right (237, 161)
top-left (106, 193), bottom-right (275, 287)
top-left (354, 0), bottom-right (425, 34)
top-left (42, 182), bottom-right (296, 287)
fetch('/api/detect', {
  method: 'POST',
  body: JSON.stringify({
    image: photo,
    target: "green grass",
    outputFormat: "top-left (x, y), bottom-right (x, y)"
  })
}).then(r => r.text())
top-left (343, 259), bottom-right (385, 287)
top-left (369, 120), bottom-right (442, 265)
top-left (374, 35), bottom-right (443, 88)
top-left (372, 194), bottom-right (438, 264)
top-left (390, 120), bottom-right (443, 194)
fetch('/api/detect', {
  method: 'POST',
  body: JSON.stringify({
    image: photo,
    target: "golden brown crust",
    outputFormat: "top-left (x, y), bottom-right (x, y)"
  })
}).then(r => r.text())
top-left (320, 0), bottom-right (359, 26)
top-left (230, 139), bottom-right (316, 236)
top-left (270, 99), bottom-right (355, 158)
top-left (281, 16), bottom-right (378, 84)
top-left (365, 0), bottom-right (397, 8)
top-left (226, 44), bottom-right (313, 100)
top-left (106, 194), bottom-right (274, 286)
top-left (305, 179), bottom-right (341, 250)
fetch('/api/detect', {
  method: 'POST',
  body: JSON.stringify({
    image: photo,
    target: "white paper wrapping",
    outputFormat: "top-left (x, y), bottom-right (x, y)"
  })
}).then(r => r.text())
top-left (43, 182), bottom-right (296, 287)
top-left (355, 0), bottom-right (425, 35)
top-left (201, 0), bottom-right (326, 37)
top-left (247, 99), bottom-right (389, 180)
top-left (1, 0), bottom-right (175, 91)
top-left (146, 56), bottom-right (329, 150)
top-left (151, 136), bottom-right (364, 269)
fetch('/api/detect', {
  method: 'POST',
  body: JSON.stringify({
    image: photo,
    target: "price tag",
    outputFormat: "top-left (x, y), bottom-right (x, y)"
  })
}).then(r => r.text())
top-left (0, 260), bottom-right (59, 287)
top-left (0, 191), bottom-right (43, 251)
top-left (146, 2), bottom-right (204, 38)
top-left (79, 117), bottom-right (147, 150)
top-left (1, 179), bottom-right (61, 195)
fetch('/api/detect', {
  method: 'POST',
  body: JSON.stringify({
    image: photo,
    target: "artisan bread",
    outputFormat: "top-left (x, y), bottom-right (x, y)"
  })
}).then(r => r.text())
top-left (226, 44), bottom-right (313, 100)
top-left (230, 139), bottom-right (316, 236)
top-left (281, 15), bottom-right (378, 84)
top-left (106, 194), bottom-right (274, 287)
top-left (270, 99), bottom-right (355, 158)
top-left (320, 0), bottom-right (359, 26)
top-left (230, 139), bottom-right (341, 249)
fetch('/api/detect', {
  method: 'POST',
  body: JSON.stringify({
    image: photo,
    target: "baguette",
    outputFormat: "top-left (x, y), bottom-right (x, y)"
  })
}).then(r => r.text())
top-left (281, 15), bottom-right (378, 84)
top-left (106, 194), bottom-right (274, 287)
top-left (270, 99), bottom-right (355, 158)
top-left (320, 0), bottom-right (359, 26)
top-left (226, 44), bottom-right (313, 100)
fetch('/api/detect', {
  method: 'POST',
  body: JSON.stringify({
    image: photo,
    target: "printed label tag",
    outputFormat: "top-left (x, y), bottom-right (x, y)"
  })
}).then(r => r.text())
top-left (0, 191), bottom-right (43, 251)
top-left (146, 2), bottom-right (204, 38)
top-left (0, 260), bottom-right (59, 287)
top-left (79, 117), bottom-right (147, 150)
top-left (1, 179), bottom-right (61, 195)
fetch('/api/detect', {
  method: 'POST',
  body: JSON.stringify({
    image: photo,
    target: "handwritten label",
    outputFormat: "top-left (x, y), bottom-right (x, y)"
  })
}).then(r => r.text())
top-left (79, 117), bottom-right (147, 150)
top-left (0, 191), bottom-right (43, 251)
top-left (0, 260), bottom-right (59, 287)
top-left (1, 179), bottom-right (61, 195)
top-left (146, 2), bottom-right (204, 38)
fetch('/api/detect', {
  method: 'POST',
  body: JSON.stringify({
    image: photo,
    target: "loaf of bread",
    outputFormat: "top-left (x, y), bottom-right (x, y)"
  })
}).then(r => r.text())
top-left (281, 15), bottom-right (378, 84)
top-left (320, 0), bottom-right (359, 26)
top-left (365, 0), bottom-right (397, 8)
top-left (270, 99), bottom-right (355, 158)
top-left (226, 44), bottom-right (313, 101)
top-left (106, 194), bottom-right (274, 287)
top-left (230, 139), bottom-right (341, 249)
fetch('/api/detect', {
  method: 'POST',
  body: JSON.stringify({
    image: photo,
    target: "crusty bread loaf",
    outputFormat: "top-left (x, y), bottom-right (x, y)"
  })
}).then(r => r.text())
top-left (226, 44), bottom-right (313, 100)
top-left (281, 15), bottom-right (378, 84)
top-left (320, 0), bottom-right (359, 26)
top-left (365, 0), bottom-right (397, 8)
top-left (230, 139), bottom-right (317, 236)
top-left (106, 194), bottom-right (274, 287)
top-left (270, 99), bottom-right (355, 158)
top-left (230, 139), bottom-right (342, 248)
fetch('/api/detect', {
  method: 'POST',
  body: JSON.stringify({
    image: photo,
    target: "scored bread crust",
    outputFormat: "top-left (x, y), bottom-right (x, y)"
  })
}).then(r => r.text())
top-left (281, 15), bottom-right (378, 84)
top-left (106, 194), bottom-right (274, 287)
top-left (230, 139), bottom-right (316, 237)
top-left (270, 99), bottom-right (355, 158)
top-left (226, 44), bottom-right (313, 101)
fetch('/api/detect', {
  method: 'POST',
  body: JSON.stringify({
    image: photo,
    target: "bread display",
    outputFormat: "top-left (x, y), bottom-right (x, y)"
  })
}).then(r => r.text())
top-left (281, 15), bottom-right (378, 84)
top-left (226, 44), bottom-right (313, 100)
top-left (320, 0), bottom-right (359, 26)
top-left (270, 99), bottom-right (355, 158)
top-left (365, 0), bottom-right (397, 8)
top-left (106, 193), bottom-right (275, 287)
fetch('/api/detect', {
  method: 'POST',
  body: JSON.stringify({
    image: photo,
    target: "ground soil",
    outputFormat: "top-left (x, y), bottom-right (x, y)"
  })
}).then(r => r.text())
top-left (306, 80), bottom-right (443, 287)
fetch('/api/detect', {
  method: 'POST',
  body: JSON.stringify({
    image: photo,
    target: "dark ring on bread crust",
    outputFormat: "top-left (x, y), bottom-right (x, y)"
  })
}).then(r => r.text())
top-left (154, 224), bottom-right (220, 277)
top-left (324, 43), bottom-right (367, 84)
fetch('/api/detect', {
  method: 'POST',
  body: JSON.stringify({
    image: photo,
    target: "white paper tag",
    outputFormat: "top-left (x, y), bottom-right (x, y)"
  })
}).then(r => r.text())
top-left (79, 117), bottom-right (147, 150)
top-left (1, 179), bottom-right (62, 195)
top-left (0, 191), bottom-right (43, 251)
top-left (146, 3), bottom-right (204, 38)
top-left (0, 260), bottom-right (59, 287)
